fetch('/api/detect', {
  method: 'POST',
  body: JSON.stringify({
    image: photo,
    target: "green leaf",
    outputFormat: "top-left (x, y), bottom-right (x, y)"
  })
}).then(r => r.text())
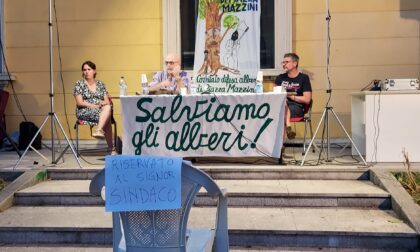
top-left (36, 171), bottom-right (47, 182)
top-left (223, 14), bottom-right (240, 29)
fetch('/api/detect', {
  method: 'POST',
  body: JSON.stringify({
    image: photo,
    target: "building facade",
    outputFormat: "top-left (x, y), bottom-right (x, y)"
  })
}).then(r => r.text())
top-left (1, 0), bottom-right (419, 139)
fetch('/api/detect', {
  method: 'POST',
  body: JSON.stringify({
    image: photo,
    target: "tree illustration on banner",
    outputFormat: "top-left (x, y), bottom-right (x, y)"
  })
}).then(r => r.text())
top-left (193, 0), bottom-right (261, 93)
top-left (197, 0), bottom-right (240, 76)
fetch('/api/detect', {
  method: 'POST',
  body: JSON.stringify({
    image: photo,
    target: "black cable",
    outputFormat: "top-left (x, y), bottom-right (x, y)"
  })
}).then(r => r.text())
top-left (53, 0), bottom-right (114, 161)
top-left (375, 90), bottom-right (382, 161)
top-left (79, 152), bottom-right (106, 166)
top-left (53, 0), bottom-right (73, 140)
top-left (306, 7), bottom-right (332, 166)
top-left (370, 91), bottom-right (381, 165)
top-left (193, 157), bottom-right (279, 165)
top-left (283, 125), bottom-right (299, 163)
top-left (375, 91), bottom-right (381, 161)
top-left (319, 9), bottom-right (332, 163)
top-left (370, 94), bottom-right (377, 163)
top-left (0, 38), bottom-right (28, 121)
top-left (290, 136), bottom-right (299, 163)
top-left (325, 10), bottom-right (332, 106)
top-left (360, 79), bottom-right (379, 91)
top-left (286, 159), bottom-right (319, 166)
top-left (360, 80), bottom-right (373, 91)
top-left (316, 113), bottom-right (327, 165)
top-left (333, 155), bottom-right (363, 165)
top-left (292, 11), bottom-right (366, 167)
top-left (57, 145), bottom-right (109, 165)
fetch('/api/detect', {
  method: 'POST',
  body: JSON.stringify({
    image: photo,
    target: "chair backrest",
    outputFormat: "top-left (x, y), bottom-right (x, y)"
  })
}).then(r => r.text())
top-left (303, 99), bottom-right (312, 115)
top-left (90, 161), bottom-right (229, 252)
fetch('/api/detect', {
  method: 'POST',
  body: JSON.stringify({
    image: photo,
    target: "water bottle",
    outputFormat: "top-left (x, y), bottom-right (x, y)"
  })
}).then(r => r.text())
top-left (141, 74), bottom-right (149, 95)
top-left (190, 76), bottom-right (197, 95)
top-left (119, 76), bottom-right (127, 96)
top-left (255, 71), bottom-right (263, 93)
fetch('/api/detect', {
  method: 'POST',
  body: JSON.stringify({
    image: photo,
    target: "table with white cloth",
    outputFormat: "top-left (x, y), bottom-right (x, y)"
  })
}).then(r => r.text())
top-left (120, 93), bottom-right (287, 158)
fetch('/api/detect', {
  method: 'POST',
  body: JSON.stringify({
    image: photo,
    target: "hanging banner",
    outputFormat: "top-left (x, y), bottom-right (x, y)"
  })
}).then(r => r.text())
top-left (120, 93), bottom-right (286, 158)
top-left (193, 0), bottom-right (261, 93)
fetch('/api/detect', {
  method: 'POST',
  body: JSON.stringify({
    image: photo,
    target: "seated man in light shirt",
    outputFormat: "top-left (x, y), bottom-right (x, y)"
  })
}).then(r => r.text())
top-left (148, 53), bottom-right (190, 95)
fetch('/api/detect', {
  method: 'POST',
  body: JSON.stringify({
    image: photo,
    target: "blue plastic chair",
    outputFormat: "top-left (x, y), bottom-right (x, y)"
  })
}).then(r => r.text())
top-left (89, 161), bottom-right (229, 252)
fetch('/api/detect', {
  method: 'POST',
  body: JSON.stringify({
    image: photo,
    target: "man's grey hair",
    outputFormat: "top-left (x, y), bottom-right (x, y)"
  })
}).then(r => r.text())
top-left (284, 53), bottom-right (299, 63)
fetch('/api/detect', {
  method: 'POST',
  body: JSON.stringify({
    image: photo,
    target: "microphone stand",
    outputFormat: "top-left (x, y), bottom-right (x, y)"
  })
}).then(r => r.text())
top-left (14, 0), bottom-right (81, 169)
top-left (300, 0), bottom-right (366, 166)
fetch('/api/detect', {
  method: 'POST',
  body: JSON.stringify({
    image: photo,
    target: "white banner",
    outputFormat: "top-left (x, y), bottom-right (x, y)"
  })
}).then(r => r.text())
top-left (193, 0), bottom-right (261, 93)
top-left (121, 93), bottom-right (286, 158)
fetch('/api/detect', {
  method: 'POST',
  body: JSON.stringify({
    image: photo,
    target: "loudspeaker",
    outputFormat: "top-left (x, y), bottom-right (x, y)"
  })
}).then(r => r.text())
top-left (19, 121), bottom-right (42, 150)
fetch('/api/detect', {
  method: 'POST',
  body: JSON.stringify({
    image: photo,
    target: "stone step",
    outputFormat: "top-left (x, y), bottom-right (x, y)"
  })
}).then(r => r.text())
top-left (14, 179), bottom-right (390, 208)
top-left (0, 247), bottom-right (111, 252)
top-left (0, 206), bottom-right (416, 250)
top-left (0, 246), bottom-right (412, 251)
top-left (46, 166), bottom-right (370, 180)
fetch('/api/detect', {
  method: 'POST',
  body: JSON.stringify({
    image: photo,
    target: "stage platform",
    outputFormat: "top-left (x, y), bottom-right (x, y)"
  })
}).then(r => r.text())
top-left (0, 143), bottom-right (363, 171)
top-left (0, 141), bottom-right (418, 171)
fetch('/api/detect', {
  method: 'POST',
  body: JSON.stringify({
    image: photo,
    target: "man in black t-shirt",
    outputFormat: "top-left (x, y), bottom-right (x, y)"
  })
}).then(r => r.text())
top-left (274, 53), bottom-right (312, 139)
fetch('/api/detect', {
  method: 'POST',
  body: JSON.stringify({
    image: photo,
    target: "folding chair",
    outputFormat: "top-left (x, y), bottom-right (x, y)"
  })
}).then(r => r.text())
top-left (74, 96), bottom-right (118, 156)
top-left (89, 161), bottom-right (229, 252)
top-left (290, 99), bottom-right (316, 154)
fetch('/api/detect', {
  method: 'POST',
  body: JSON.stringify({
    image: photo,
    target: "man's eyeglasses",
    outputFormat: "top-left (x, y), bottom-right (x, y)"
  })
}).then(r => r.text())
top-left (282, 60), bottom-right (291, 64)
top-left (165, 61), bottom-right (177, 65)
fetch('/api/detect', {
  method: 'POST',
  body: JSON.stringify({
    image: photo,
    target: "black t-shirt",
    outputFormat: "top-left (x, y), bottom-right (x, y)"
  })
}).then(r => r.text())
top-left (274, 72), bottom-right (312, 96)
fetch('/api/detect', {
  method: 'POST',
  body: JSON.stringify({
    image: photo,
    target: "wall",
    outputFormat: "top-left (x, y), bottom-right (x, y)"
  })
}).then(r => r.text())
top-left (292, 0), bottom-right (420, 138)
top-left (3, 0), bottom-right (420, 140)
top-left (3, 0), bottom-right (163, 139)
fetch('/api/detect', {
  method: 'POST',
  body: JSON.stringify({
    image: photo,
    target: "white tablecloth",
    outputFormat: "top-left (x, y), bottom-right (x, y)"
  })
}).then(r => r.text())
top-left (120, 93), bottom-right (286, 158)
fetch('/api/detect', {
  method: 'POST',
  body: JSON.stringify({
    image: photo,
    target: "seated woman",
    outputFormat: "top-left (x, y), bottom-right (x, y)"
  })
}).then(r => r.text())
top-left (73, 60), bottom-right (114, 153)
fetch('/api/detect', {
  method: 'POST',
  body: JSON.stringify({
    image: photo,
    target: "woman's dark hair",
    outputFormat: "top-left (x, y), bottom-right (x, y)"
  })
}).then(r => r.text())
top-left (81, 60), bottom-right (97, 78)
